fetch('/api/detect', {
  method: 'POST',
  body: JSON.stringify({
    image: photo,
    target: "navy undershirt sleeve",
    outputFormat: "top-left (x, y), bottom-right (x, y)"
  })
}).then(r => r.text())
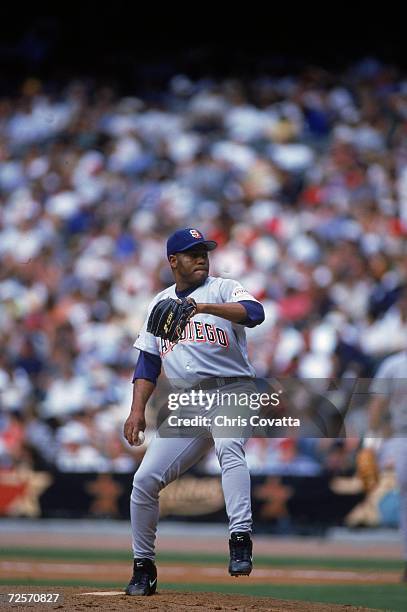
top-left (238, 300), bottom-right (265, 327)
top-left (132, 350), bottom-right (162, 384)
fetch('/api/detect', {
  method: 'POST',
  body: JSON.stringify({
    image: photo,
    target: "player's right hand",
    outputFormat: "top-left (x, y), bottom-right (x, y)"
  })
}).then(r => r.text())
top-left (124, 412), bottom-right (146, 446)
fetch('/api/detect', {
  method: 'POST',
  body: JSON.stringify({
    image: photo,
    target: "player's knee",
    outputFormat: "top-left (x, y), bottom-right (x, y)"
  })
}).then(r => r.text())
top-left (215, 438), bottom-right (246, 469)
top-left (132, 471), bottom-right (161, 502)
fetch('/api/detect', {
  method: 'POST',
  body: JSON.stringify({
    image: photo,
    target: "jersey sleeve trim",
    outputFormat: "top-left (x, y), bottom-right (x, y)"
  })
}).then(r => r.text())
top-left (132, 350), bottom-right (162, 384)
top-left (237, 300), bottom-right (265, 327)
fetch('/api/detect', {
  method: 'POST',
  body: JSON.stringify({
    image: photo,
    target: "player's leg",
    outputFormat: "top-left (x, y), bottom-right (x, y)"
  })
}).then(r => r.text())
top-left (130, 434), bottom-right (213, 561)
top-left (126, 434), bottom-right (213, 595)
top-left (213, 436), bottom-right (252, 533)
top-left (208, 380), bottom-right (254, 577)
top-left (213, 435), bottom-right (253, 576)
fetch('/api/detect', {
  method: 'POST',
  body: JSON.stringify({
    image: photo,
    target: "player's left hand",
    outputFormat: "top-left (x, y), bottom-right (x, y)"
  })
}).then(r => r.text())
top-left (147, 296), bottom-right (197, 344)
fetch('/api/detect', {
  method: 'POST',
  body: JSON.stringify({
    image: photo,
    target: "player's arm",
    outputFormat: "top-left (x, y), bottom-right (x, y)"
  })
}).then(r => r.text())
top-left (124, 351), bottom-right (161, 446)
top-left (195, 301), bottom-right (264, 327)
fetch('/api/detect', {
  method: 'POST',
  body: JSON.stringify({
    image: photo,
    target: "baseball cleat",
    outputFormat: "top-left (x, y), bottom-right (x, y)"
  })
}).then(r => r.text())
top-left (125, 557), bottom-right (157, 596)
top-left (228, 532), bottom-right (253, 576)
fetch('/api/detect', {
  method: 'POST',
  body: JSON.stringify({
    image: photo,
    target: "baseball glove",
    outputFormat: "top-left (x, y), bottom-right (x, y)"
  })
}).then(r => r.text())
top-left (147, 297), bottom-right (197, 344)
top-left (356, 447), bottom-right (380, 492)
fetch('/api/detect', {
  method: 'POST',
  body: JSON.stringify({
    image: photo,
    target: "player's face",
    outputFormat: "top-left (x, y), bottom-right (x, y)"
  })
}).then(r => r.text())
top-left (170, 248), bottom-right (209, 285)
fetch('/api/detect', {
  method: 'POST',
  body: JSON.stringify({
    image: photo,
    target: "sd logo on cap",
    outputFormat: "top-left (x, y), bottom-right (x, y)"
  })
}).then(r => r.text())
top-left (166, 228), bottom-right (217, 258)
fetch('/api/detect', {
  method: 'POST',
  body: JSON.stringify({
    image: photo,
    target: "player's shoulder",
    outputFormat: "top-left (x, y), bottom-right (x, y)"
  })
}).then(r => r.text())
top-left (206, 276), bottom-right (240, 294)
top-left (208, 276), bottom-right (241, 289)
top-left (216, 276), bottom-right (259, 302)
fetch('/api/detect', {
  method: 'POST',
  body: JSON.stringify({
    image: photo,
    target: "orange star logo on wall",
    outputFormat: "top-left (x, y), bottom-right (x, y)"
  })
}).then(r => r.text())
top-left (254, 477), bottom-right (293, 519)
top-left (0, 467), bottom-right (52, 517)
top-left (85, 474), bottom-right (123, 517)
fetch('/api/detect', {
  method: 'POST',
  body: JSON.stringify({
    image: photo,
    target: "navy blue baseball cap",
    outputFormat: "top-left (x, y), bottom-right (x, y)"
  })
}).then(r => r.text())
top-left (166, 228), bottom-right (218, 258)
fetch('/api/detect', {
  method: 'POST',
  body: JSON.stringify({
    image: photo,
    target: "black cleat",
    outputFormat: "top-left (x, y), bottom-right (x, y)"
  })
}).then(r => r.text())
top-left (125, 557), bottom-right (157, 596)
top-left (228, 532), bottom-right (253, 576)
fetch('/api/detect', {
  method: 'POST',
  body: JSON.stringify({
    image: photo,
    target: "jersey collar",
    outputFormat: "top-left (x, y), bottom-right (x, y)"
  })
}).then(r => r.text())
top-left (175, 277), bottom-right (209, 299)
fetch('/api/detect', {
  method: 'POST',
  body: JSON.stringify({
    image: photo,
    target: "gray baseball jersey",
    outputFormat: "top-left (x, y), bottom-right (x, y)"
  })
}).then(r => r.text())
top-left (134, 276), bottom-right (259, 386)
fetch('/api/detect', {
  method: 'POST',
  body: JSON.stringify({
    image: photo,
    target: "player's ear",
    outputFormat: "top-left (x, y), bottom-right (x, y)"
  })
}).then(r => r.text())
top-left (168, 254), bottom-right (177, 270)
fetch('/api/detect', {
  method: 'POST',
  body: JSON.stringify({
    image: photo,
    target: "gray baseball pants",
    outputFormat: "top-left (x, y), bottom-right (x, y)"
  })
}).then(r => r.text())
top-left (130, 380), bottom-right (254, 561)
top-left (130, 434), bottom-right (252, 560)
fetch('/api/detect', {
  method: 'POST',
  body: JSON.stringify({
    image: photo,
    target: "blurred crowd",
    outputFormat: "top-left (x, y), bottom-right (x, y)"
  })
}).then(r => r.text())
top-left (1, 58), bottom-right (406, 476)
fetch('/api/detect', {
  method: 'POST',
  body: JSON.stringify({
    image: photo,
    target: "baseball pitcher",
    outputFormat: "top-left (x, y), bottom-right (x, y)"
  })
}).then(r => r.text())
top-left (123, 228), bottom-right (265, 596)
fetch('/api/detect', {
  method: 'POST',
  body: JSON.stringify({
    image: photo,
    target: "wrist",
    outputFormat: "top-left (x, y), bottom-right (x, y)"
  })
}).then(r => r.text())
top-left (195, 303), bottom-right (207, 314)
top-left (130, 405), bottom-right (145, 416)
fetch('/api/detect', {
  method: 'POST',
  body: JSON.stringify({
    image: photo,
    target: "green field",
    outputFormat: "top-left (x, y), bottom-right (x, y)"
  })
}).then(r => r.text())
top-left (0, 547), bottom-right (403, 571)
top-left (1, 547), bottom-right (405, 611)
